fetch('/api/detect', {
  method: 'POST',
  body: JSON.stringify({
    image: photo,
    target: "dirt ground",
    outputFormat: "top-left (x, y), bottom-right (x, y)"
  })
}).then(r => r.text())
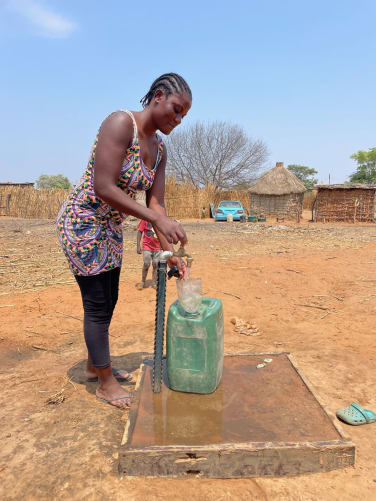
top-left (1, 212), bottom-right (376, 500)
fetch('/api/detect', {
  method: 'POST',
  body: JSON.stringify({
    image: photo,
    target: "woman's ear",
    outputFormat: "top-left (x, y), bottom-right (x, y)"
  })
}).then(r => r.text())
top-left (153, 89), bottom-right (165, 104)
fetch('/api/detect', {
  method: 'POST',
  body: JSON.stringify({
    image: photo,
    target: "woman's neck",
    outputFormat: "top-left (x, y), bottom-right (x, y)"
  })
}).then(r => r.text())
top-left (133, 108), bottom-right (157, 138)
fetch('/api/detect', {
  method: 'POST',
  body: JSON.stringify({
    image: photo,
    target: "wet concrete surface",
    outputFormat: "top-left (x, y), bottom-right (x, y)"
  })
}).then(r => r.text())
top-left (129, 354), bottom-right (341, 447)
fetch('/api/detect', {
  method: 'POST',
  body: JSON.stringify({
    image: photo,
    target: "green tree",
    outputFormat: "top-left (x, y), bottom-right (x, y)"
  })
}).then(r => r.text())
top-left (287, 165), bottom-right (318, 190)
top-left (349, 147), bottom-right (376, 183)
top-left (36, 174), bottom-right (71, 189)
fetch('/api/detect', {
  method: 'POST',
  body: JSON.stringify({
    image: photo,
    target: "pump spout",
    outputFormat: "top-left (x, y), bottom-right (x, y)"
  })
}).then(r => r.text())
top-left (160, 248), bottom-right (191, 261)
top-left (173, 247), bottom-right (192, 260)
top-left (172, 247), bottom-right (193, 278)
top-left (159, 250), bottom-right (174, 262)
top-left (160, 248), bottom-right (194, 274)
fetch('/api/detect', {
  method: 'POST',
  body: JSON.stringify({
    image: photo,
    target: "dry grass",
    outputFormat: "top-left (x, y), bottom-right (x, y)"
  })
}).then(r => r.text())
top-left (164, 178), bottom-right (250, 218)
top-left (0, 219), bottom-right (76, 295)
top-left (0, 180), bottom-right (251, 220)
top-left (2, 217), bottom-right (376, 297)
top-left (0, 186), bottom-right (67, 219)
top-left (303, 190), bottom-right (316, 210)
top-left (45, 376), bottom-right (76, 405)
top-left (0, 182), bottom-right (317, 220)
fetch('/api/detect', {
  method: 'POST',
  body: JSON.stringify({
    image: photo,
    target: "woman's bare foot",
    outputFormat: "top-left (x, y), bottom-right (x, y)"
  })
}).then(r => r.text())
top-left (96, 386), bottom-right (132, 408)
top-left (95, 366), bottom-right (132, 409)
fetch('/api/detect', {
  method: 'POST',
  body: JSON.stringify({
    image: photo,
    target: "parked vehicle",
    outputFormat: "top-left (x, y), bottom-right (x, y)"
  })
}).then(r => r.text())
top-left (214, 200), bottom-right (246, 221)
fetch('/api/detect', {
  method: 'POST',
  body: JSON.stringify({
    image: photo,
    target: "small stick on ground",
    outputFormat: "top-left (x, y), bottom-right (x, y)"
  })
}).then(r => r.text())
top-left (312, 295), bottom-right (344, 302)
top-left (56, 311), bottom-right (82, 321)
top-left (67, 377), bottom-right (77, 390)
top-left (221, 292), bottom-right (241, 300)
top-left (296, 304), bottom-right (329, 311)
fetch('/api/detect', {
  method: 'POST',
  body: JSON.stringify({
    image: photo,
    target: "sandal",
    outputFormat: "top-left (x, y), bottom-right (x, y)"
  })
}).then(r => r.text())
top-left (336, 402), bottom-right (376, 425)
top-left (96, 393), bottom-right (132, 409)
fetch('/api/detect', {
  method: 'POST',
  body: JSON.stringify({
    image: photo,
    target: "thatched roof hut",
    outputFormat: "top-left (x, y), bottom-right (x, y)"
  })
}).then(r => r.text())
top-left (314, 183), bottom-right (376, 222)
top-left (248, 162), bottom-right (306, 221)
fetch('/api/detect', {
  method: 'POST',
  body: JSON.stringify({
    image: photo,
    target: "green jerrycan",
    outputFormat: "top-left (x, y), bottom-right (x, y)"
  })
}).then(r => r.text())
top-left (166, 298), bottom-right (224, 394)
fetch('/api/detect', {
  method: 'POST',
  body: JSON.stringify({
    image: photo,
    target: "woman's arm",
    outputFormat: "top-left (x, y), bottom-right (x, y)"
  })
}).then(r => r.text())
top-left (147, 145), bottom-right (188, 277)
top-left (93, 112), bottom-right (186, 246)
top-left (146, 144), bottom-right (174, 250)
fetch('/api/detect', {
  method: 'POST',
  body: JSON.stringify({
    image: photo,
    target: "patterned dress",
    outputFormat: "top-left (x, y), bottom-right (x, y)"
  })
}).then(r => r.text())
top-left (57, 110), bottom-right (163, 276)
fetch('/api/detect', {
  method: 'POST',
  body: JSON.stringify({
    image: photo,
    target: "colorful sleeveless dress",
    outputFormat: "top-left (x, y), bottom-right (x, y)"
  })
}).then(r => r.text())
top-left (57, 110), bottom-right (163, 276)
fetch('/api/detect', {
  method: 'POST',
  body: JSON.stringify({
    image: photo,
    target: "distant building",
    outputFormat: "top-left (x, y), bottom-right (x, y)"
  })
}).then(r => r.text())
top-left (248, 162), bottom-right (306, 222)
top-left (0, 182), bottom-right (34, 188)
top-left (314, 184), bottom-right (376, 223)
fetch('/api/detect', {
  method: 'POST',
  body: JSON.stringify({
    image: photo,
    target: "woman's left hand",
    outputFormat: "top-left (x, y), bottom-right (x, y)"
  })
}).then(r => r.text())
top-left (168, 257), bottom-right (187, 279)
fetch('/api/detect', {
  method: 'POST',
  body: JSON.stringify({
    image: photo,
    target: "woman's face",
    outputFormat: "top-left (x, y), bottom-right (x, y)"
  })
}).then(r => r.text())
top-left (152, 90), bottom-right (191, 135)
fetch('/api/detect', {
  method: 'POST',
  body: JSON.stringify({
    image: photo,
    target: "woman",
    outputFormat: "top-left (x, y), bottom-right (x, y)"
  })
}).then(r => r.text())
top-left (57, 73), bottom-right (192, 408)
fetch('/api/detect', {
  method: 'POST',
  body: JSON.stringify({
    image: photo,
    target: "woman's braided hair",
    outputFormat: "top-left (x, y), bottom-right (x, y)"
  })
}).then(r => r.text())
top-left (140, 73), bottom-right (192, 108)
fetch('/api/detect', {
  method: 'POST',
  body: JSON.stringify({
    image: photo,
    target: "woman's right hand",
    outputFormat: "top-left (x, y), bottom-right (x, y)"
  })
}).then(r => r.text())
top-left (153, 215), bottom-right (188, 246)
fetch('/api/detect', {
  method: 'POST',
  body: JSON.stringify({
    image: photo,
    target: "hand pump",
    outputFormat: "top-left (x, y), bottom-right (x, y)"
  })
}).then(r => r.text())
top-left (153, 248), bottom-right (192, 393)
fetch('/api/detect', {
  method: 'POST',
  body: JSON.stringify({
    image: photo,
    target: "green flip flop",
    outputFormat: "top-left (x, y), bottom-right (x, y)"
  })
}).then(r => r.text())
top-left (336, 402), bottom-right (376, 425)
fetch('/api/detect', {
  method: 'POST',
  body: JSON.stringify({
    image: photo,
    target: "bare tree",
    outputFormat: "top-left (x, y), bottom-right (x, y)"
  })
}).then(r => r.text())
top-left (164, 121), bottom-right (269, 189)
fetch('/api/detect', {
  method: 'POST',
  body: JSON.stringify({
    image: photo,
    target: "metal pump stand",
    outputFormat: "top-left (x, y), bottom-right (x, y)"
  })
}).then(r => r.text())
top-left (153, 251), bottom-right (173, 393)
top-left (152, 248), bottom-right (193, 393)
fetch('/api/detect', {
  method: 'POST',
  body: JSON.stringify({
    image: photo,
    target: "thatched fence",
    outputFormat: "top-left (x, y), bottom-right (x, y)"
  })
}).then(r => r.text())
top-left (163, 178), bottom-right (250, 219)
top-left (303, 190), bottom-right (316, 210)
top-left (0, 185), bottom-right (68, 219)
top-left (0, 180), bottom-right (250, 220)
top-left (0, 181), bottom-right (318, 220)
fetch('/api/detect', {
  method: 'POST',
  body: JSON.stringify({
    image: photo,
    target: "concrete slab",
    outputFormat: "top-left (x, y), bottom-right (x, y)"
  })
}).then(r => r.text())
top-left (119, 353), bottom-right (355, 478)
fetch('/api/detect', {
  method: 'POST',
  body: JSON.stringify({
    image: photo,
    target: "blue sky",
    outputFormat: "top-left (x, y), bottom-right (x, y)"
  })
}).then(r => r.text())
top-left (1, 0), bottom-right (375, 185)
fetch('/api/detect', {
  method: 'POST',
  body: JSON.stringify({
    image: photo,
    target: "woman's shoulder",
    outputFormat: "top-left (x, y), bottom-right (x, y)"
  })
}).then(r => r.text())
top-left (98, 110), bottom-right (135, 145)
top-left (103, 109), bottom-right (134, 128)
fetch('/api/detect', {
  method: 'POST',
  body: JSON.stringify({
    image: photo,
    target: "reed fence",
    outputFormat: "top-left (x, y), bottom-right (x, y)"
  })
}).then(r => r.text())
top-left (0, 186), bottom-right (68, 219)
top-left (0, 181), bottom-right (315, 220)
top-left (303, 190), bottom-right (316, 210)
top-left (163, 178), bottom-right (251, 219)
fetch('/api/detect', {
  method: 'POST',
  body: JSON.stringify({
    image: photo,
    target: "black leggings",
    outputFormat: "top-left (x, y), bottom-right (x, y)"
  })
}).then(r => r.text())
top-left (75, 268), bottom-right (120, 368)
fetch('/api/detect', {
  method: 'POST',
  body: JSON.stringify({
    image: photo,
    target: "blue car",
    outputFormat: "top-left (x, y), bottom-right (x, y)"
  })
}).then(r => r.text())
top-left (214, 200), bottom-right (246, 221)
